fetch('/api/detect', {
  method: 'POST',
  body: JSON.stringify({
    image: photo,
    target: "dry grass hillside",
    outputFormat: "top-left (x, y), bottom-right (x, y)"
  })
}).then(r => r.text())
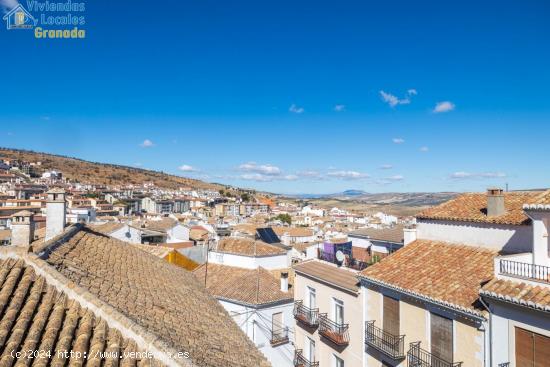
top-left (0, 148), bottom-right (222, 190)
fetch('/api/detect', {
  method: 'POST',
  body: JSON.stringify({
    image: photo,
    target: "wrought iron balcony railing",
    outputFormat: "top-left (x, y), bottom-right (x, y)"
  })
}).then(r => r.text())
top-left (365, 321), bottom-right (405, 359)
top-left (270, 326), bottom-right (289, 346)
top-left (318, 313), bottom-right (349, 346)
top-left (407, 342), bottom-right (462, 367)
top-left (294, 349), bottom-right (319, 367)
top-left (499, 259), bottom-right (550, 283)
top-left (293, 301), bottom-right (319, 327)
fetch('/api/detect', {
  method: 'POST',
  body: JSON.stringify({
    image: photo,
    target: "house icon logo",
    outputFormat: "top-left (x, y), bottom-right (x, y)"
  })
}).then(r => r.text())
top-left (3, 4), bottom-right (37, 30)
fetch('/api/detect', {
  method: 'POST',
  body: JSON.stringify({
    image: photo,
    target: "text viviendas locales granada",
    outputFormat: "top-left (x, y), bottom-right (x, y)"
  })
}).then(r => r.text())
top-left (29, 0), bottom-right (86, 39)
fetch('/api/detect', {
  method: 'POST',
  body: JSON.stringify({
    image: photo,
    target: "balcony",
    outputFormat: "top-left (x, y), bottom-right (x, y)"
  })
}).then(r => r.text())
top-left (270, 326), bottom-right (289, 346)
top-left (294, 349), bottom-right (319, 367)
top-left (407, 342), bottom-right (462, 367)
top-left (293, 301), bottom-right (319, 327)
top-left (365, 321), bottom-right (405, 359)
top-left (318, 313), bottom-right (349, 346)
top-left (499, 259), bottom-right (550, 283)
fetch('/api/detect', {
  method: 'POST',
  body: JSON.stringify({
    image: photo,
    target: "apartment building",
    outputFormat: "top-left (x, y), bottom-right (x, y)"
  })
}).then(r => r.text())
top-left (479, 190), bottom-right (550, 367)
top-left (293, 260), bottom-right (363, 367)
top-left (358, 188), bottom-right (549, 367)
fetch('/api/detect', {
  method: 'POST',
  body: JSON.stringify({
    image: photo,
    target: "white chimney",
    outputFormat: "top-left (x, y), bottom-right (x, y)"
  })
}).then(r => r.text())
top-left (487, 188), bottom-right (505, 217)
top-left (45, 188), bottom-right (67, 241)
top-left (280, 271), bottom-right (289, 292)
top-left (525, 210), bottom-right (550, 266)
top-left (403, 227), bottom-right (417, 246)
top-left (11, 211), bottom-right (34, 248)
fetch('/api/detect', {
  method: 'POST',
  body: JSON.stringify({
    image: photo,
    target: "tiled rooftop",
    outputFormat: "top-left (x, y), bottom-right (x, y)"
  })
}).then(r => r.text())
top-left (359, 240), bottom-right (497, 315)
top-left (349, 225), bottom-right (404, 243)
top-left (480, 278), bottom-right (550, 312)
top-left (417, 192), bottom-right (540, 225)
top-left (193, 264), bottom-right (293, 306)
top-left (0, 258), bottom-right (162, 365)
top-left (215, 237), bottom-right (286, 256)
top-left (293, 260), bottom-right (360, 293)
top-left (41, 226), bottom-right (270, 367)
top-left (523, 189), bottom-right (550, 210)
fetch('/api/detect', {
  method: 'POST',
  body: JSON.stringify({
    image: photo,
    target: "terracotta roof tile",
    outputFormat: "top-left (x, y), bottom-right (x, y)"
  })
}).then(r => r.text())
top-left (193, 264), bottom-right (293, 306)
top-left (349, 225), bottom-right (404, 243)
top-left (359, 240), bottom-right (497, 315)
top-left (523, 189), bottom-right (550, 210)
top-left (417, 192), bottom-right (539, 225)
top-left (272, 226), bottom-right (314, 237)
top-left (0, 258), bottom-right (160, 365)
top-left (293, 260), bottom-right (360, 293)
top-left (480, 278), bottom-right (550, 311)
top-left (42, 227), bottom-right (270, 367)
top-left (215, 237), bottom-right (286, 256)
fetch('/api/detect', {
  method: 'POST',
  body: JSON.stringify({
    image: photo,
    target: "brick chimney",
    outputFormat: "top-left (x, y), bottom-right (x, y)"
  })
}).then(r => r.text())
top-left (45, 188), bottom-right (67, 241)
top-left (11, 210), bottom-right (34, 248)
top-left (487, 188), bottom-right (505, 217)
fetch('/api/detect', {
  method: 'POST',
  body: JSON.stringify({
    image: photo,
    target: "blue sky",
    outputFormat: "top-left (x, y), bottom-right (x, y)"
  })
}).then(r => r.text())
top-left (1, 0), bottom-right (549, 194)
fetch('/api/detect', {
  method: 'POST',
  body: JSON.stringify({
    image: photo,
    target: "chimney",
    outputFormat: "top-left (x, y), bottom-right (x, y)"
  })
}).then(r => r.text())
top-left (45, 188), bottom-right (67, 241)
top-left (487, 188), bottom-right (505, 217)
top-left (10, 211), bottom-right (35, 248)
top-left (280, 271), bottom-right (289, 292)
top-left (403, 226), bottom-right (417, 246)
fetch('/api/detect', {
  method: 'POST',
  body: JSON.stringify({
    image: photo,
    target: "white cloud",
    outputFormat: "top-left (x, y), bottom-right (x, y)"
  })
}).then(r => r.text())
top-left (283, 174), bottom-right (299, 181)
top-left (178, 164), bottom-right (197, 172)
top-left (379, 89), bottom-right (416, 107)
top-left (386, 175), bottom-right (404, 181)
top-left (240, 173), bottom-right (272, 182)
top-left (296, 170), bottom-right (323, 179)
top-left (140, 139), bottom-right (154, 148)
top-left (419, 146), bottom-right (429, 152)
top-left (449, 171), bottom-right (507, 180)
top-left (289, 104), bottom-right (304, 114)
top-left (40, 116), bottom-right (51, 121)
top-left (334, 104), bottom-right (346, 112)
top-left (392, 138), bottom-right (405, 144)
top-left (433, 101), bottom-right (455, 113)
top-left (238, 162), bottom-right (281, 176)
top-left (327, 170), bottom-right (370, 180)
top-left (379, 164), bottom-right (393, 170)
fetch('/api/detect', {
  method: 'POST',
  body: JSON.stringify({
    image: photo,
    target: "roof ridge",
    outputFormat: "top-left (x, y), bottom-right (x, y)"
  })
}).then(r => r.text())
top-left (0, 249), bottom-right (194, 367)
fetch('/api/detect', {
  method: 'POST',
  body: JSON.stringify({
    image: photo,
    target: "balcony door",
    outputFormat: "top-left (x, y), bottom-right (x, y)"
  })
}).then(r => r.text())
top-left (383, 295), bottom-right (400, 336)
top-left (430, 313), bottom-right (453, 363)
top-left (333, 298), bottom-right (344, 325)
top-left (307, 286), bottom-right (316, 309)
top-left (304, 336), bottom-right (316, 362)
top-left (515, 327), bottom-right (550, 367)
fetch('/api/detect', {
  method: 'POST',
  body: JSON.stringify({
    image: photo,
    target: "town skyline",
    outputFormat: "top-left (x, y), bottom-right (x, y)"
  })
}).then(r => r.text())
top-left (1, 0), bottom-right (549, 194)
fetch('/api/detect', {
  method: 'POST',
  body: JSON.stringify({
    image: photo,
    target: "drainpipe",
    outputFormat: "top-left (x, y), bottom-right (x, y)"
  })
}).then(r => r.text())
top-left (479, 296), bottom-right (492, 367)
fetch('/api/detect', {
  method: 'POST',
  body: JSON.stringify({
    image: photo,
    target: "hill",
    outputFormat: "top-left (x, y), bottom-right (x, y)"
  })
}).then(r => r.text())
top-left (0, 147), bottom-right (223, 191)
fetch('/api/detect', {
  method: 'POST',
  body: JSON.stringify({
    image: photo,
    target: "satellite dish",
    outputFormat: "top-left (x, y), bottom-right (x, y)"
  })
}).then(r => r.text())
top-left (335, 251), bottom-right (345, 263)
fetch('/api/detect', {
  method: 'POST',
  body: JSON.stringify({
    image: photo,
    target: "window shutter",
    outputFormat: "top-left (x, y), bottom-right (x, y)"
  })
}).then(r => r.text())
top-left (431, 313), bottom-right (453, 362)
top-left (383, 296), bottom-right (399, 336)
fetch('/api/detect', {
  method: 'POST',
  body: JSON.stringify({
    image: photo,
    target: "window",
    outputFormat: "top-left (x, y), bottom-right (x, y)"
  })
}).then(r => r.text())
top-left (333, 298), bottom-right (344, 324)
top-left (272, 312), bottom-right (284, 338)
top-left (334, 354), bottom-right (344, 367)
top-left (305, 336), bottom-right (315, 362)
top-left (307, 286), bottom-right (316, 308)
top-left (515, 327), bottom-right (550, 366)
top-left (383, 295), bottom-right (400, 336)
top-left (430, 313), bottom-right (453, 362)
